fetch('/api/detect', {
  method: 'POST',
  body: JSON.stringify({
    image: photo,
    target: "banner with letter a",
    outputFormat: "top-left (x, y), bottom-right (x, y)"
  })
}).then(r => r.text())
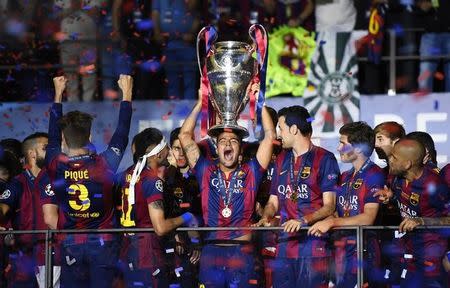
top-left (303, 31), bottom-right (365, 137)
top-left (265, 26), bottom-right (316, 98)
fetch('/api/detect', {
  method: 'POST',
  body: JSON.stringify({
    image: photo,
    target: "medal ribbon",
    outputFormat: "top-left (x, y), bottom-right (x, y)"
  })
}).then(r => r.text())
top-left (216, 167), bottom-right (240, 210)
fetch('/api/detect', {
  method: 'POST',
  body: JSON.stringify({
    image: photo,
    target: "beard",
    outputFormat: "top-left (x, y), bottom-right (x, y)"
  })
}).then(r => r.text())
top-left (36, 157), bottom-right (46, 169)
top-left (375, 147), bottom-right (388, 161)
top-left (160, 158), bottom-right (170, 167)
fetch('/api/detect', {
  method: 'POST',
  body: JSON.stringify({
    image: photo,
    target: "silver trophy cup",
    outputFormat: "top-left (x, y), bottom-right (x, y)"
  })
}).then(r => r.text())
top-left (197, 25), bottom-right (266, 138)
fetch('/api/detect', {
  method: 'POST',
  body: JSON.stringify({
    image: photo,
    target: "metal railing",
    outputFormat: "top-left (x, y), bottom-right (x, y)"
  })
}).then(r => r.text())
top-left (1, 225), bottom-right (449, 288)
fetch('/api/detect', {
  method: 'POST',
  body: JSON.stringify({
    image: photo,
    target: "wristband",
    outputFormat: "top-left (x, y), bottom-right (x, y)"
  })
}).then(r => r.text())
top-left (181, 213), bottom-right (193, 225)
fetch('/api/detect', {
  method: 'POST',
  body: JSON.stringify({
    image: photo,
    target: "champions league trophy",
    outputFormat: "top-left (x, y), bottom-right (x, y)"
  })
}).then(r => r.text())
top-left (197, 24), bottom-right (268, 138)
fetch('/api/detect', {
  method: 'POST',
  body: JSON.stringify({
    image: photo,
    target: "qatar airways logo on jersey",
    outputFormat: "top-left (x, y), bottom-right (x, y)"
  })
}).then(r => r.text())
top-left (338, 195), bottom-right (359, 211)
top-left (277, 184), bottom-right (309, 200)
top-left (211, 178), bottom-right (244, 193)
top-left (398, 201), bottom-right (418, 218)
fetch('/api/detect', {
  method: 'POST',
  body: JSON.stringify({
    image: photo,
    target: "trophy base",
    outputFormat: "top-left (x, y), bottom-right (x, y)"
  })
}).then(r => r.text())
top-left (208, 124), bottom-right (249, 139)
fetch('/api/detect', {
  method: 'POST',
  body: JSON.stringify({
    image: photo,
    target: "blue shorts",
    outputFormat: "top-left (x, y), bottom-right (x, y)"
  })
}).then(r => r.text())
top-left (271, 257), bottom-right (329, 288)
top-left (199, 243), bottom-right (259, 288)
top-left (61, 236), bottom-right (119, 288)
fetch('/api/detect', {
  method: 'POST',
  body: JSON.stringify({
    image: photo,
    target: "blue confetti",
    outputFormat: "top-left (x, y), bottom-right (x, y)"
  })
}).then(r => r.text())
top-left (306, 117), bottom-right (315, 123)
top-left (434, 100), bottom-right (439, 110)
top-left (319, 40), bottom-right (327, 46)
top-left (136, 20), bottom-right (153, 31)
top-left (93, 194), bottom-right (103, 198)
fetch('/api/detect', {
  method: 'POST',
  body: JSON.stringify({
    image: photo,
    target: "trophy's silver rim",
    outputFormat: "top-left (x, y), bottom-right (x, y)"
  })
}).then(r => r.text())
top-left (207, 124), bottom-right (249, 139)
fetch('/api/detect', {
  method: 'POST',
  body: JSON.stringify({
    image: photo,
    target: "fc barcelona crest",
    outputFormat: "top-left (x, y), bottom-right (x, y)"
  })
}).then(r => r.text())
top-left (174, 187), bottom-right (183, 199)
top-left (300, 167), bottom-right (311, 179)
top-left (353, 179), bottom-right (363, 190)
top-left (410, 192), bottom-right (420, 206)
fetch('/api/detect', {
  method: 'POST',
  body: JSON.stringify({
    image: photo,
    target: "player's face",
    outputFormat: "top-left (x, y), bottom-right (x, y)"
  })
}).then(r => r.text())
top-left (217, 132), bottom-right (241, 169)
top-left (158, 146), bottom-right (170, 167)
top-left (337, 134), bottom-right (356, 163)
top-left (388, 145), bottom-right (407, 177)
top-left (171, 139), bottom-right (187, 168)
top-left (375, 132), bottom-right (394, 160)
top-left (34, 137), bottom-right (48, 168)
top-left (277, 116), bottom-right (294, 149)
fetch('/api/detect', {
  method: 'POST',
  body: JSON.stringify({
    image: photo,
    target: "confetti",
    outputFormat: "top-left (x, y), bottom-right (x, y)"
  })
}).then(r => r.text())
top-left (434, 71), bottom-right (444, 81)
top-left (180, 203), bottom-right (190, 208)
top-left (306, 117), bottom-right (314, 123)
top-left (166, 248), bottom-right (174, 254)
top-left (174, 267), bottom-right (183, 277)
top-left (401, 269), bottom-right (407, 279)
top-left (248, 279), bottom-right (258, 285)
top-left (384, 269), bottom-right (390, 279)
top-left (129, 263), bottom-right (134, 271)
top-left (152, 268), bottom-right (160, 276)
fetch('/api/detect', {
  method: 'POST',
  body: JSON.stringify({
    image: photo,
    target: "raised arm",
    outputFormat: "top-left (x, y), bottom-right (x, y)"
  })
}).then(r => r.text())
top-left (256, 106), bottom-right (276, 170)
top-left (102, 75), bottom-right (133, 172)
top-left (46, 76), bottom-right (66, 164)
top-left (178, 97), bottom-right (202, 169)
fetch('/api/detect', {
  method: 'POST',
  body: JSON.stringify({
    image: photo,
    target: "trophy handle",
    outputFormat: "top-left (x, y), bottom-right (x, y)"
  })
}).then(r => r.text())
top-left (248, 24), bottom-right (268, 71)
top-left (197, 26), bottom-right (218, 78)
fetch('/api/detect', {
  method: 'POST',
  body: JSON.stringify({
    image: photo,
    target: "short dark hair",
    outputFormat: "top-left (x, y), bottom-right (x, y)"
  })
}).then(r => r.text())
top-left (58, 111), bottom-right (93, 149)
top-left (0, 138), bottom-right (23, 159)
top-left (374, 121), bottom-right (405, 141)
top-left (278, 106), bottom-right (313, 137)
top-left (133, 128), bottom-right (164, 159)
top-left (22, 132), bottom-right (48, 155)
top-left (405, 131), bottom-right (437, 165)
top-left (339, 121), bottom-right (375, 157)
top-left (170, 127), bottom-right (181, 147)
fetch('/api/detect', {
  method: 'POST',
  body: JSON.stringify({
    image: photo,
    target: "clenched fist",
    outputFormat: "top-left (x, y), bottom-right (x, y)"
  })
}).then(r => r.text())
top-left (53, 76), bottom-right (68, 103)
top-left (118, 74), bottom-right (133, 102)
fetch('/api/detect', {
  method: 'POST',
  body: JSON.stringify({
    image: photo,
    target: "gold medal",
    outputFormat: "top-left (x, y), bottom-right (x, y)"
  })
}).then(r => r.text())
top-left (222, 207), bottom-right (232, 218)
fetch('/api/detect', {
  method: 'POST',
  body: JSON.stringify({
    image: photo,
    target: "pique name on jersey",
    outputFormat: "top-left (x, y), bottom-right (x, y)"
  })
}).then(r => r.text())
top-left (277, 184), bottom-right (309, 199)
top-left (64, 170), bottom-right (89, 181)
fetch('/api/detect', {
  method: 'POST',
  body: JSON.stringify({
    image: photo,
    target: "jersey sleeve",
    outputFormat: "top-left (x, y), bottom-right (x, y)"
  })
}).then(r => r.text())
top-left (269, 159), bottom-right (280, 196)
top-left (440, 164), bottom-right (450, 188)
top-left (192, 155), bottom-right (211, 186)
top-left (318, 153), bottom-right (340, 193)
top-left (38, 171), bottom-right (57, 206)
top-left (0, 179), bottom-right (21, 211)
top-left (363, 170), bottom-right (386, 205)
top-left (101, 101), bottom-right (132, 172)
top-left (142, 177), bottom-right (164, 205)
top-left (248, 157), bottom-right (266, 187)
top-left (45, 103), bottom-right (62, 165)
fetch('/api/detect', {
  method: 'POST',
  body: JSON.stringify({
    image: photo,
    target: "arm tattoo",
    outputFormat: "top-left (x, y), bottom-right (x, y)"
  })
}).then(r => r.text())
top-left (151, 200), bottom-right (164, 210)
top-left (184, 143), bottom-right (196, 153)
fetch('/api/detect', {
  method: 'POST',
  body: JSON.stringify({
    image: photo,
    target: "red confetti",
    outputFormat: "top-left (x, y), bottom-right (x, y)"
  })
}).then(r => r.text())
top-left (180, 203), bottom-right (190, 208)
top-left (418, 70), bottom-right (431, 82)
top-left (248, 279), bottom-right (258, 285)
top-left (3, 113), bottom-right (9, 118)
top-left (434, 72), bottom-right (444, 81)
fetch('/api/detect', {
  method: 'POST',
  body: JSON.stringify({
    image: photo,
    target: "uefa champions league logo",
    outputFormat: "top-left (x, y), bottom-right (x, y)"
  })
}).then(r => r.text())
top-left (318, 72), bottom-right (354, 104)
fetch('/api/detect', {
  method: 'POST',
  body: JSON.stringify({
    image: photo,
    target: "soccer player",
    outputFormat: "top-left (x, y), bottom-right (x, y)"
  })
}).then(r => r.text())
top-left (308, 122), bottom-right (385, 287)
top-left (441, 163), bottom-right (450, 187)
top-left (405, 131), bottom-right (439, 173)
top-left (178, 95), bottom-right (275, 287)
top-left (117, 127), bottom-right (198, 287)
top-left (0, 132), bottom-right (51, 288)
top-left (163, 127), bottom-right (202, 287)
top-left (373, 121), bottom-right (406, 165)
top-left (256, 105), bottom-right (340, 288)
top-left (41, 75), bottom-right (133, 288)
top-left (375, 139), bottom-right (448, 288)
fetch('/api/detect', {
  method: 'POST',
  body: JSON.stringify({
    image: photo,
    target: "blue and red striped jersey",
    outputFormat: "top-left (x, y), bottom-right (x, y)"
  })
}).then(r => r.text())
top-left (0, 169), bottom-right (48, 246)
top-left (336, 160), bottom-right (385, 218)
top-left (192, 155), bottom-right (265, 241)
top-left (44, 101), bottom-right (131, 242)
top-left (391, 166), bottom-right (449, 268)
top-left (391, 166), bottom-right (448, 219)
top-left (117, 165), bottom-right (164, 228)
top-left (270, 146), bottom-right (340, 258)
